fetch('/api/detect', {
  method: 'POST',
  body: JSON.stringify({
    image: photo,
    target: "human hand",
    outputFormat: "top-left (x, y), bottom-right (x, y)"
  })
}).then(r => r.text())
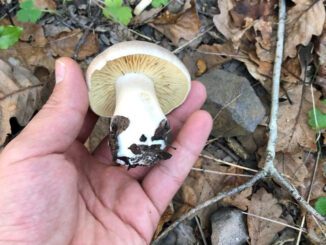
top-left (0, 58), bottom-right (212, 245)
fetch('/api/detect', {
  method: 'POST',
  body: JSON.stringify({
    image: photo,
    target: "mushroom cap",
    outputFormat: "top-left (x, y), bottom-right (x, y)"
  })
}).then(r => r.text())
top-left (86, 41), bottom-right (191, 117)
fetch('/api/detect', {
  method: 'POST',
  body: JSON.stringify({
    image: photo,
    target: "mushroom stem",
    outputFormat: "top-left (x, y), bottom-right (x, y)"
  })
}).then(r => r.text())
top-left (110, 73), bottom-right (171, 166)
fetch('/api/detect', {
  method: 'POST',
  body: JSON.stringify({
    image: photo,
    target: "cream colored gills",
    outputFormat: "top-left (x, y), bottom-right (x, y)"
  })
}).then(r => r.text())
top-left (113, 73), bottom-right (166, 161)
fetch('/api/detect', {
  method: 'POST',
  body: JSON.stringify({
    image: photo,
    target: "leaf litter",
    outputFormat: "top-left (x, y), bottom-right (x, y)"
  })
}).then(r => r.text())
top-left (1, 0), bottom-right (326, 244)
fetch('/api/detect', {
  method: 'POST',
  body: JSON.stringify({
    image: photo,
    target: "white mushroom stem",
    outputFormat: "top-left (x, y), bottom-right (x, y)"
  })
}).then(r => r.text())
top-left (112, 73), bottom-right (167, 165)
top-left (133, 0), bottom-right (152, 15)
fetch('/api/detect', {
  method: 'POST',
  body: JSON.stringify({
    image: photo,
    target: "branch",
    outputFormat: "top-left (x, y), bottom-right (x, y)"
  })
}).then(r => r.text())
top-left (263, 0), bottom-right (286, 171)
top-left (152, 171), bottom-right (265, 244)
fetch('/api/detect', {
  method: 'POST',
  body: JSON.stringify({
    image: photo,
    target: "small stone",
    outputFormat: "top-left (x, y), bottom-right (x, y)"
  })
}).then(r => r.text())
top-left (200, 68), bottom-right (266, 137)
top-left (156, 223), bottom-right (197, 245)
top-left (167, 0), bottom-right (185, 13)
top-left (211, 207), bottom-right (248, 245)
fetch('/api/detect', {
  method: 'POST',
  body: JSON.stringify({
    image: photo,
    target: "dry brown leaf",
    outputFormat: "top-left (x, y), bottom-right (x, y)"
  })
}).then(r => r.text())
top-left (85, 117), bottom-right (110, 152)
top-left (153, 204), bottom-right (174, 239)
top-left (182, 42), bottom-right (236, 78)
top-left (306, 212), bottom-right (326, 244)
top-left (315, 21), bottom-right (326, 97)
top-left (0, 59), bottom-right (43, 146)
top-left (174, 156), bottom-right (243, 229)
top-left (276, 84), bottom-right (322, 153)
top-left (247, 188), bottom-right (288, 245)
top-left (150, 1), bottom-right (201, 45)
top-left (195, 59), bottom-right (207, 76)
top-left (49, 29), bottom-right (99, 59)
top-left (254, 19), bottom-right (275, 62)
top-left (285, 0), bottom-right (325, 58)
top-left (213, 0), bottom-right (252, 49)
top-left (222, 187), bottom-right (252, 211)
top-left (274, 151), bottom-right (309, 187)
top-left (0, 18), bottom-right (47, 47)
top-left (303, 159), bottom-right (326, 200)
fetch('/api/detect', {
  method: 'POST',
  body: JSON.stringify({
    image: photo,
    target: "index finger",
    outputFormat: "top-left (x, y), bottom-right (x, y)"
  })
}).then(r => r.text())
top-left (141, 110), bottom-right (212, 214)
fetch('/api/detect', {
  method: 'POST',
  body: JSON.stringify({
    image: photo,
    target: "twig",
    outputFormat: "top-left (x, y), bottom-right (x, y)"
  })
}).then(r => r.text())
top-left (199, 154), bottom-right (258, 173)
top-left (263, 0), bottom-right (286, 172)
top-left (73, 9), bottom-right (101, 59)
top-left (214, 142), bottom-right (240, 162)
top-left (128, 29), bottom-right (155, 42)
top-left (152, 171), bottom-right (265, 244)
top-left (191, 167), bottom-right (253, 178)
top-left (0, 84), bottom-right (44, 101)
top-left (172, 25), bottom-right (215, 54)
top-left (242, 211), bottom-right (307, 233)
top-left (296, 150), bottom-right (321, 244)
top-left (195, 216), bottom-right (207, 245)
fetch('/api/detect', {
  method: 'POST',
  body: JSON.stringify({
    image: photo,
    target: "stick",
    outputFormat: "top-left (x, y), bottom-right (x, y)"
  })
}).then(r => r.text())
top-left (152, 171), bottom-right (265, 244)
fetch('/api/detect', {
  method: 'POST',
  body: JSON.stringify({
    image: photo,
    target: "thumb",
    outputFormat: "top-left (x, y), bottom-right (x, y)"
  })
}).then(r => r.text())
top-left (3, 58), bottom-right (89, 163)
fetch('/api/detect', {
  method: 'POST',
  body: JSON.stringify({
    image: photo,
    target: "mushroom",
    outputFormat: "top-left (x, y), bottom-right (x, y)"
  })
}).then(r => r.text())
top-left (86, 41), bottom-right (191, 167)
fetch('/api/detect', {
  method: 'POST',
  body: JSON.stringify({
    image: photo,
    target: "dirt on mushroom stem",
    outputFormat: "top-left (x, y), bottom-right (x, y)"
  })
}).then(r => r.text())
top-left (109, 73), bottom-right (172, 167)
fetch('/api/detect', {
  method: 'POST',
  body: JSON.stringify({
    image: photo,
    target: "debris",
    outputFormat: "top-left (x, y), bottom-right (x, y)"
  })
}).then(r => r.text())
top-left (150, 1), bottom-right (201, 45)
top-left (49, 29), bottom-right (99, 59)
top-left (0, 59), bottom-right (43, 146)
top-left (247, 188), bottom-right (288, 245)
top-left (155, 223), bottom-right (197, 245)
top-left (284, 0), bottom-right (325, 58)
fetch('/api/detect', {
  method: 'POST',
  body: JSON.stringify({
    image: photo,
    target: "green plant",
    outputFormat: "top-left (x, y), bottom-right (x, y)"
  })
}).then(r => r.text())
top-left (315, 197), bottom-right (326, 216)
top-left (308, 100), bottom-right (326, 130)
top-left (103, 0), bottom-right (132, 25)
top-left (0, 25), bottom-right (23, 49)
top-left (17, 0), bottom-right (43, 23)
top-left (152, 0), bottom-right (169, 8)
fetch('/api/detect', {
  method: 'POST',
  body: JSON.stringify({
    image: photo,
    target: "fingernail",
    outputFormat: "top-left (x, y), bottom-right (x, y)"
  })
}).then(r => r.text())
top-left (55, 60), bottom-right (65, 84)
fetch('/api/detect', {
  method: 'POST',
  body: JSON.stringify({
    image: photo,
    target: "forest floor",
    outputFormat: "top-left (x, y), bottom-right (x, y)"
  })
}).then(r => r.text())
top-left (0, 0), bottom-right (326, 244)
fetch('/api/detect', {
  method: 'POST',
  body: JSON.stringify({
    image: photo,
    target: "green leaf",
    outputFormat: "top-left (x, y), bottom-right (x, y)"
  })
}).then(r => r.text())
top-left (152, 0), bottom-right (169, 8)
top-left (308, 107), bottom-right (326, 130)
top-left (103, 0), bottom-right (132, 25)
top-left (105, 0), bottom-right (123, 7)
top-left (17, 0), bottom-right (43, 23)
top-left (315, 197), bottom-right (326, 216)
top-left (0, 25), bottom-right (23, 49)
top-left (103, 6), bottom-right (132, 25)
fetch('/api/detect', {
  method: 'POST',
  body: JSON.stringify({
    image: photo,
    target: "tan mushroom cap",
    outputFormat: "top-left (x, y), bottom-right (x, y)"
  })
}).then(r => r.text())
top-left (86, 41), bottom-right (191, 118)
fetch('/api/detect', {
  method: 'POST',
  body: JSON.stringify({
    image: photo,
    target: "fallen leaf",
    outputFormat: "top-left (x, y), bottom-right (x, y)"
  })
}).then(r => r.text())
top-left (182, 42), bottom-right (236, 78)
top-left (254, 19), bottom-right (275, 62)
top-left (303, 158), bottom-right (326, 201)
top-left (195, 59), bottom-right (207, 76)
top-left (276, 84), bottom-right (324, 153)
top-left (153, 204), bottom-right (174, 239)
top-left (0, 59), bottom-right (43, 146)
top-left (85, 117), bottom-right (110, 152)
top-left (285, 0), bottom-right (325, 58)
top-left (222, 187), bottom-right (252, 211)
top-left (174, 156), bottom-right (243, 229)
top-left (247, 188), bottom-right (288, 245)
top-left (213, 0), bottom-right (252, 49)
top-left (306, 213), bottom-right (326, 244)
top-left (150, 1), bottom-right (201, 45)
top-left (273, 151), bottom-right (309, 187)
top-left (229, 0), bottom-right (276, 28)
top-left (49, 29), bottom-right (99, 59)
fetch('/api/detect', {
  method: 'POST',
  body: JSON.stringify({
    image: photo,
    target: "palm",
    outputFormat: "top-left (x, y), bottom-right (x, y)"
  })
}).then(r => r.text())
top-left (0, 58), bottom-right (212, 245)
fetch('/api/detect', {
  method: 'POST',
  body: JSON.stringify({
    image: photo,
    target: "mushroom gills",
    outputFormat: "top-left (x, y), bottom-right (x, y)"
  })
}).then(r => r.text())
top-left (109, 73), bottom-right (172, 166)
